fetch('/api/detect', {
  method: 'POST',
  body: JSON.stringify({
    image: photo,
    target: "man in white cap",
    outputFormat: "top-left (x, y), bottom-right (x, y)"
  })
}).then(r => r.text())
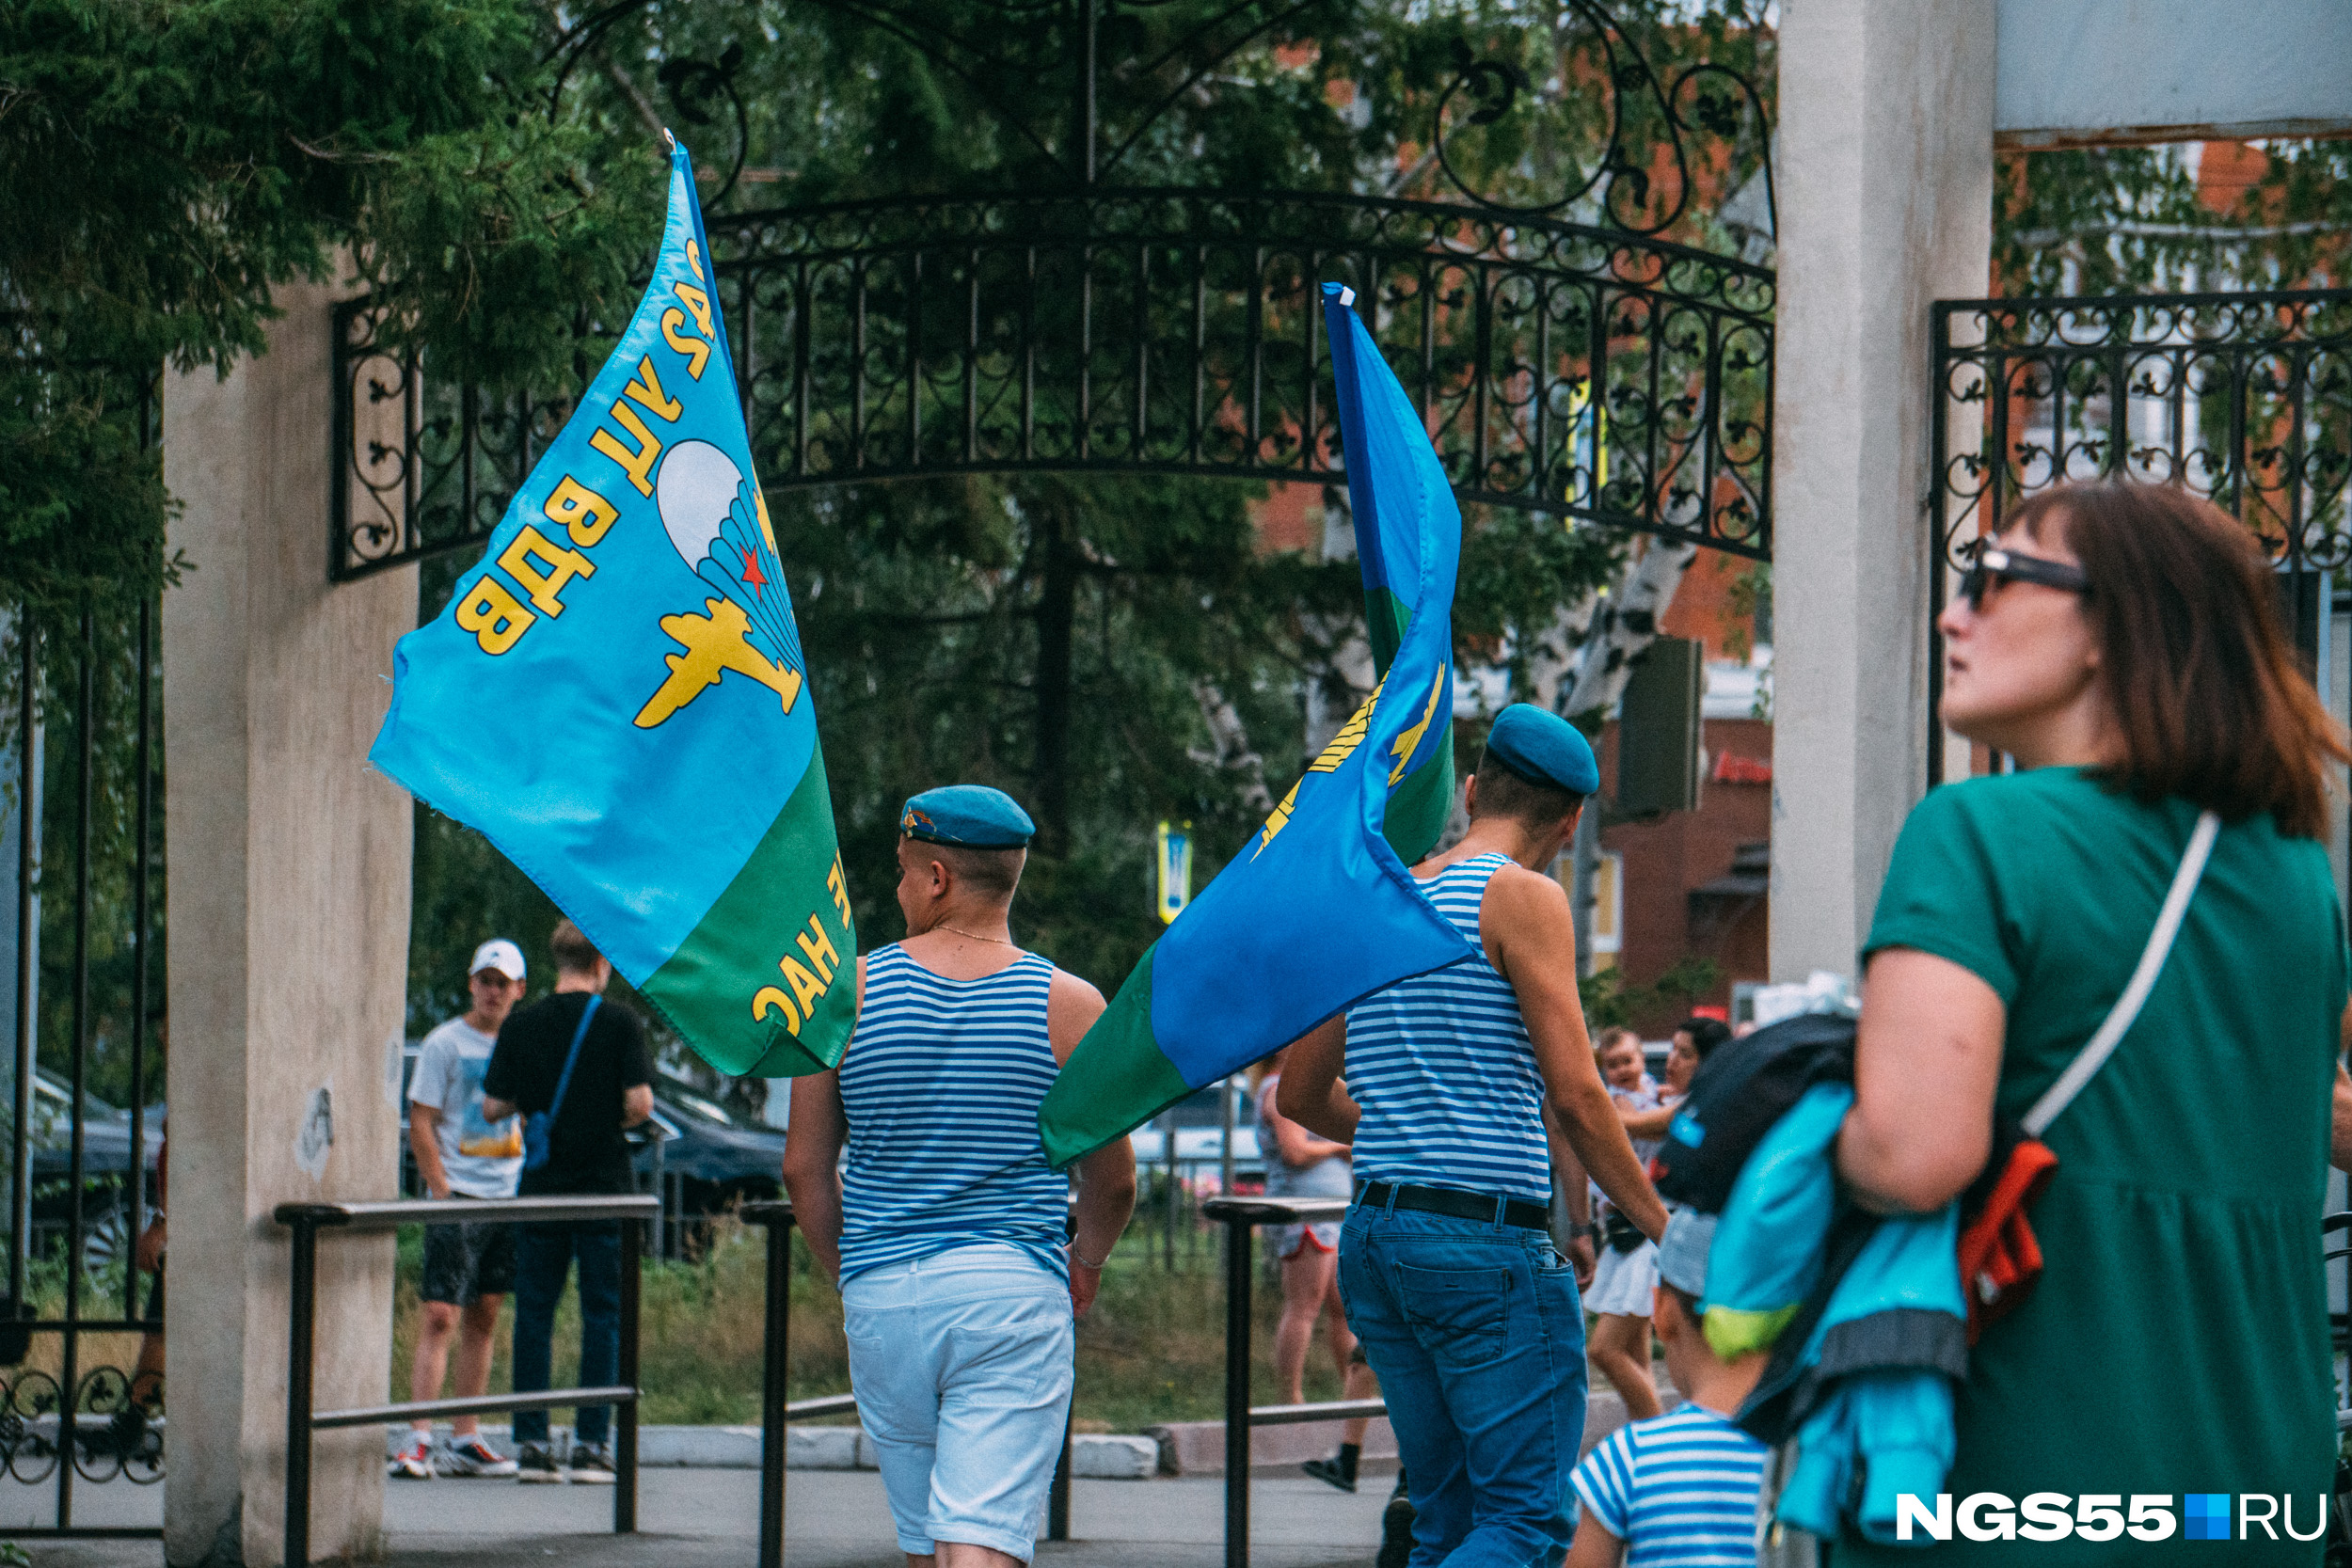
top-left (392, 939), bottom-right (530, 1479)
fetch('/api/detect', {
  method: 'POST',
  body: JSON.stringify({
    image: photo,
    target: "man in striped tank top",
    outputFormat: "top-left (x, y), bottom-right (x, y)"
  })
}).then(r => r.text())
top-left (1279, 705), bottom-right (1670, 1568)
top-left (783, 785), bottom-right (1137, 1568)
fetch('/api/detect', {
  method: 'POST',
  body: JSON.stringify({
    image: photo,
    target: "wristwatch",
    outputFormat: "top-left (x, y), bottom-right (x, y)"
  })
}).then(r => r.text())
top-left (1563, 1221), bottom-right (1597, 1241)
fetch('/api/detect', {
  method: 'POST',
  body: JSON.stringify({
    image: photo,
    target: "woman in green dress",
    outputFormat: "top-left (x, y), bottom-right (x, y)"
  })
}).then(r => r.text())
top-left (1838, 482), bottom-right (2352, 1564)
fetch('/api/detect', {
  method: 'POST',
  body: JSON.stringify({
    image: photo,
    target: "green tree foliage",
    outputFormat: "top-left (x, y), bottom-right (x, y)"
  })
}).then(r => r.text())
top-left (0, 0), bottom-right (660, 612)
top-left (1995, 141), bottom-right (2352, 295)
top-left (394, 1), bottom-right (1779, 1078)
top-left (4, 1), bottom-right (1778, 1083)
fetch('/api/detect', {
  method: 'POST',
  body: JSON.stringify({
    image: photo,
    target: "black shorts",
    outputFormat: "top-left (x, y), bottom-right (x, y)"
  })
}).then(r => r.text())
top-left (421, 1206), bottom-right (516, 1307)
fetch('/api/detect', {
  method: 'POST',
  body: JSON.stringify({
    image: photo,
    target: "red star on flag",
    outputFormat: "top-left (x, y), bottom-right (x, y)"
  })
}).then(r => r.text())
top-left (739, 544), bottom-right (769, 593)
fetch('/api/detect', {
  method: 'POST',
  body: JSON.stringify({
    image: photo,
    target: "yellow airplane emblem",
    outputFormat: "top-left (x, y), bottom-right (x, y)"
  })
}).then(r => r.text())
top-left (1388, 668), bottom-right (1446, 784)
top-left (634, 596), bottom-right (803, 729)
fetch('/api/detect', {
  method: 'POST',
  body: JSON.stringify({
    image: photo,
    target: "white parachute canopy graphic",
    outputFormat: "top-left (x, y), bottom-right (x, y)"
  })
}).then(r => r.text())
top-left (653, 438), bottom-right (801, 670)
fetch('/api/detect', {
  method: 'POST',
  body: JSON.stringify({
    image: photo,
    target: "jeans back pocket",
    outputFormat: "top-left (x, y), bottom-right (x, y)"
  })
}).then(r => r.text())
top-left (1394, 1261), bottom-right (1513, 1370)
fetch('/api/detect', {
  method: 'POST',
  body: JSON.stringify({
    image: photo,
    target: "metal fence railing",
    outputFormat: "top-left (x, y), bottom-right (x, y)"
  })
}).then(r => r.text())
top-left (273, 1194), bottom-right (659, 1564)
top-left (272, 1191), bottom-right (1351, 1564)
top-left (1201, 1196), bottom-right (1383, 1568)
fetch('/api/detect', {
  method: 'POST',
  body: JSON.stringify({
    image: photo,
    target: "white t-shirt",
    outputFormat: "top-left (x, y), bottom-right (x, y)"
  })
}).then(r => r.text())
top-left (409, 1017), bottom-right (524, 1198)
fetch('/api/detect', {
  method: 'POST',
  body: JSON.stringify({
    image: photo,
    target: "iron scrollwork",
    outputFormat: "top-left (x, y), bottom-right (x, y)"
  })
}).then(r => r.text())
top-left (1931, 289), bottom-right (2352, 576)
top-left (723, 188), bottom-right (1772, 554)
top-left (547, 5), bottom-right (754, 207)
top-left (332, 301), bottom-right (576, 579)
top-left (1927, 286), bottom-right (2352, 776)
top-left (1432, 3), bottom-right (1775, 238)
top-left (331, 0), bottom-right (1778, 578)
top-left (0, 1365), bottom-right (163, 1487)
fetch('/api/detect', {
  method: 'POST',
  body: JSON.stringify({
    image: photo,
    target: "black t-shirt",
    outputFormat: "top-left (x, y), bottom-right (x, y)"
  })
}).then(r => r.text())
top-left (483, 990), bottom-right (653, 1196)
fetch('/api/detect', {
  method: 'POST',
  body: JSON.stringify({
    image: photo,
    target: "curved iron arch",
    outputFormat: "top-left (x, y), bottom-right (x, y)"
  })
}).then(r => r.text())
top-left (717, 186), bottom-right (1772, 551)
top-left (330, 1), bottom-right (1776, 578)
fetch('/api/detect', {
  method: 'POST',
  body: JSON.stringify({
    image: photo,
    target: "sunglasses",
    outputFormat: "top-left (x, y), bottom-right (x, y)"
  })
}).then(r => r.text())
top-left (1957, 546), bottom-right (2091, 611)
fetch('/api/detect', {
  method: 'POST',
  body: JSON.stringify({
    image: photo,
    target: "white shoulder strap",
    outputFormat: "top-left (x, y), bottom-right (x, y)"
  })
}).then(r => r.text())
top-left (2020, 810), bottom-right (2221, 1138)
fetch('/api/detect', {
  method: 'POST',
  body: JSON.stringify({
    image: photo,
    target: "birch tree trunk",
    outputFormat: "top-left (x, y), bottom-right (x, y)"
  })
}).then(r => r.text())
top-left (1189, 680), bottom-right (1274, 816)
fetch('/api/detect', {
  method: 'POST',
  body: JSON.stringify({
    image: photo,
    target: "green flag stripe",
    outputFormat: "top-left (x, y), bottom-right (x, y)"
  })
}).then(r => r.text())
top-left (640, 752), bottom-right (858, 1077)
top-left (1366, 584), bottom-right (1454, 864)
top-left (1366, 583), bottom-right (1408, 670)
top-left (1039, 946), bottom-right (1194, 1168)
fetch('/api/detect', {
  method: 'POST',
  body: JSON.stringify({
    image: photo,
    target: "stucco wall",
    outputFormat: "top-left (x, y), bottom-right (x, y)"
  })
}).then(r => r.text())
top-left (163, 277), bottom-right (416, 1565)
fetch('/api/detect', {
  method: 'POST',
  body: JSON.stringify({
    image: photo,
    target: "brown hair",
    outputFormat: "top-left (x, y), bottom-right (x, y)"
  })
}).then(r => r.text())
top-left (2007, 483), bottom-right (2350, 840)
top-left (1659, 1282), bottom-right (1703, 1328)
top-left (905, 839), bottom-right (1026, 901)
top-left (549, 918), bottom-right (604, 975)
top-left (1594, 1025), bottom-right (1642, 1058)
top-left (1470, 749), bottom-right (1586, 829)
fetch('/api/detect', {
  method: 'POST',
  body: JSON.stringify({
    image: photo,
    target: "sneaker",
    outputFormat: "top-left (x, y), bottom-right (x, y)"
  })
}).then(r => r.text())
top-left (567, 1444), bottom-right (616, 1484)
top-left (388, 1432), bottom-right (434, 1481)
top-left (1375, 1483), bottom-right (1414, 1568)
top-left (514, 1441), bottom-right (565, 1483)
top-left (1301, 1455), bottom-right (1357, 1494)
top-left (439, 1435), bottom-right (517, 1478)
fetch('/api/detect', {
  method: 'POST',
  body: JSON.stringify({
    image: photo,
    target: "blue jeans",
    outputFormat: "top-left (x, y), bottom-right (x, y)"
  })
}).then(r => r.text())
top-left (510, 1220), bottom-right (622, 1447)
top-left (1338, 1200), bottom-right (1586, 1568)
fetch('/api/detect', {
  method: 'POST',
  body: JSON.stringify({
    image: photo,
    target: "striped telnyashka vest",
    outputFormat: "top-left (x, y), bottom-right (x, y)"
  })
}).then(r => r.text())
top-left (1343, 852), bottom-right (1551, 1204)
top-left (836, 945), bottom-right (1070, 1283)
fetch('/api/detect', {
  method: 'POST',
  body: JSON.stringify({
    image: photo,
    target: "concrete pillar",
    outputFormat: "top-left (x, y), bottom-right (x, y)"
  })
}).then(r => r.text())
top-left (162, 277), bottom-right (416, 1564)
top-left (1768, 0), bottom-right (1996, 981)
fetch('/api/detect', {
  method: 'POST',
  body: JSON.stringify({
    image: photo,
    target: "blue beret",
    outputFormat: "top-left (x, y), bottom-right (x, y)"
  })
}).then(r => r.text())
top-left (900, 785), bottom-right (1036, 849)
top-left (1485, 704), bottom-right (1599, 795)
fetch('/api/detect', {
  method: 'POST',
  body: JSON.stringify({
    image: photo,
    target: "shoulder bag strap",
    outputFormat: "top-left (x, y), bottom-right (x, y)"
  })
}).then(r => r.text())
top-left (2020, 810), bottom-right (2221, 1138)
top-left (546, 993), bottom-right (604, 1127)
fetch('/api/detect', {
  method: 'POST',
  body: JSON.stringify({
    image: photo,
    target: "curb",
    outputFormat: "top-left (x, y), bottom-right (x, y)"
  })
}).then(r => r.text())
top-left (385, 1423), bottom-right (1159, 1479)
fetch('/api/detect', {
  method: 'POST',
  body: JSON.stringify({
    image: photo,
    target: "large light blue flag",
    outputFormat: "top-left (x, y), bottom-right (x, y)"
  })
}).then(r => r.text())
top-left (1040, 281), bottom-right (1472, 1164)
top-left (371, 138), bottom-right (855, 1078)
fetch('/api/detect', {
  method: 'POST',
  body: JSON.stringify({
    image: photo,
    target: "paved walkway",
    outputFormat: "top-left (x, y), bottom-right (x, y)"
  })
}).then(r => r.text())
top-left (13, 1465), bottom-right (1398, 1567)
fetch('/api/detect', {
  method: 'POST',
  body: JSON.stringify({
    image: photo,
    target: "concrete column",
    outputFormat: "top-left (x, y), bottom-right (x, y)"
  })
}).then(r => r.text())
top-left (162, 277), bottom-right (417, 1564)
top-left (1768, 0), bottom-right (1996, 981)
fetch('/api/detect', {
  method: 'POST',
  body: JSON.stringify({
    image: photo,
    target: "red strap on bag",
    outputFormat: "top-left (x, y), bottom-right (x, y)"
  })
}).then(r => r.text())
top-left (1952, 811), bottom-right (2219, 1346)
top-left (1956, 1136), bottom-right (2057, 1342)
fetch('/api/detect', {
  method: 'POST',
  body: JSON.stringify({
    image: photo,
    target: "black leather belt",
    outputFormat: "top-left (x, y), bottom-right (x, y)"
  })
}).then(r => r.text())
top-left (1355, 1180), bottom-right (1550, 1232)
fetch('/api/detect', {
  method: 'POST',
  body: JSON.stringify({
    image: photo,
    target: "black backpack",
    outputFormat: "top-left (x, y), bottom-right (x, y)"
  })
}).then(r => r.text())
top-left (1649, 1011), bottom-right (1856, 1214)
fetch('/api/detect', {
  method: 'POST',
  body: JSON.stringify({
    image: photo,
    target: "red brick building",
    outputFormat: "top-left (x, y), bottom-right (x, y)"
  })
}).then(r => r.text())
top-left (1591, 547), bottom-right (1772, 1032)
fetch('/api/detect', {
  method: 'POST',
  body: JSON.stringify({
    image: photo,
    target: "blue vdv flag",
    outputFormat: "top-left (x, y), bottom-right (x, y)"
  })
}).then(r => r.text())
top-left (1039, 281), bottom-right (1472, 1164)
top-left (371, 137), bottom-right (856, 1078)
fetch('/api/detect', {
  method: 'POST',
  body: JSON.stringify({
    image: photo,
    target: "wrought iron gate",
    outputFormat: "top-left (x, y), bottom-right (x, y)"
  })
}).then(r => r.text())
top-left (1, 410), bottom-right (167, 1538)
top-left (1927, 287), bottom-right (2352, 780)
top-left (327, 0), bottom-right (1777, 583)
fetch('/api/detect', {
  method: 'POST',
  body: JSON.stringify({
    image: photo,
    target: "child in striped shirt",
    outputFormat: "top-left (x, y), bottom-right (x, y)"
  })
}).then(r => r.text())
top-left (1567, 1212), bottom-right (1770, 1567)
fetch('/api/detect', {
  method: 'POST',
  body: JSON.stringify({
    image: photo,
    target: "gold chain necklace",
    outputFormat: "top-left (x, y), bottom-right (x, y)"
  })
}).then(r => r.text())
top-left (935, 924), bottom-right (1014, 946)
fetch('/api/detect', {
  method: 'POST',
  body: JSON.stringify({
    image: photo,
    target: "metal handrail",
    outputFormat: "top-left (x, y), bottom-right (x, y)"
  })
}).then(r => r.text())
top-left (274, 1193), bottom-right (660, 1563)
top-left (1201, 1195), bottom-right (1387, 1568)
top-left (277, 1194), bottom-right (657, 1228)
top-left (786, 1392), bottom-right (859, 1422)
top-left (313, 1386), bottom-right (641, 1431)
top-left (1248, 1397), bottom-right (1386, 1427)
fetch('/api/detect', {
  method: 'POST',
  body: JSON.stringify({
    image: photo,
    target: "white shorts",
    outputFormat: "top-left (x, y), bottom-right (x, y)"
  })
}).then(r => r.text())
top-left (1582, 1236), bottom-right (1660, 1319)
top-left (843, 1243), bottom-right (1075, 1561)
